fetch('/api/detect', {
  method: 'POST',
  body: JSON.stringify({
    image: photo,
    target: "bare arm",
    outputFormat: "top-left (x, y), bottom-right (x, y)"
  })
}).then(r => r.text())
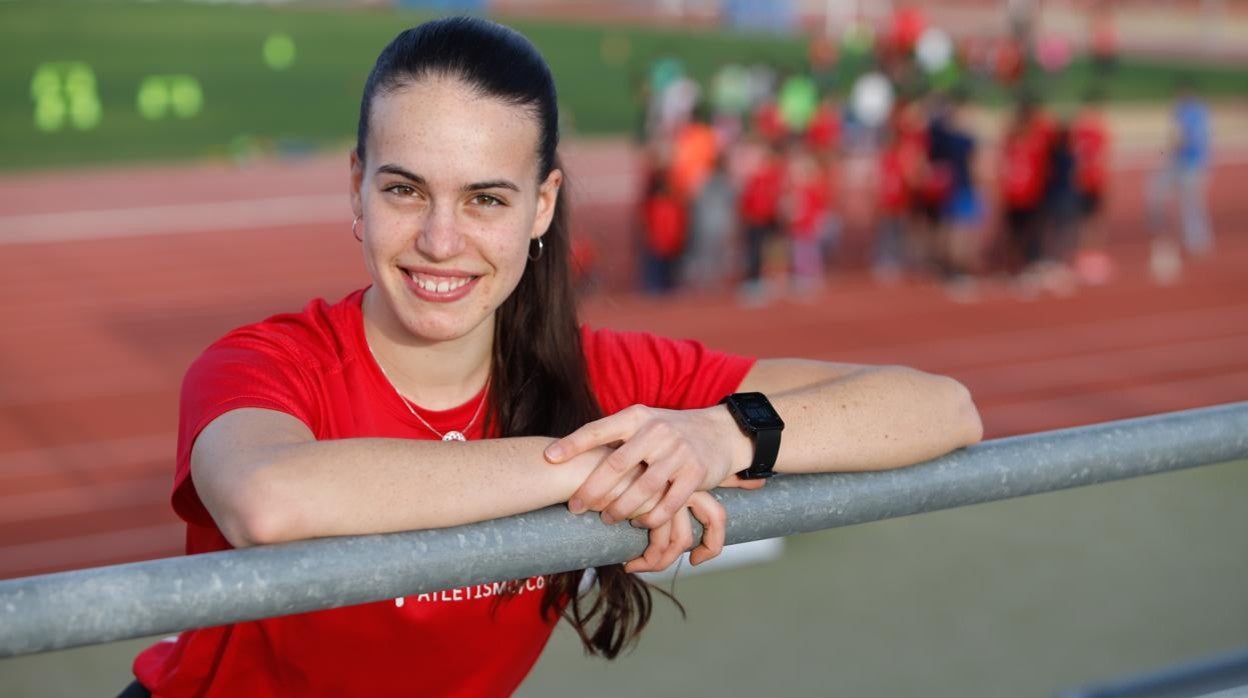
top-left (194, 408), bottom-right (607, 548)
top-left (550, 358), bottom-right (983, 527)
top-left (733, 358), bottom-right (983, 473)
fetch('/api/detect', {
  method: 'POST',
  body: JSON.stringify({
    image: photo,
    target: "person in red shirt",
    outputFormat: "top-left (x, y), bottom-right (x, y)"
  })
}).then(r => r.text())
top-left (888, 3), bottom-right (927, 59)
top-left (122, 17), bottom-right (984, 698)
top-left (805, 96), bottom-right (842, 156)
top-left (997, 100), bottom-right (1049, 276)
top-left (640, 169), bottom-right (687, 293)
top-left (738, 142), bottom-right (787, 304)
top-left (894, 100), bottom-right (936, 274)
top-left (1070, 94), bottom-right (1114, 284)
top-left (784, 147), bottom-right (833, 295)
top-left (872, 127), bottom-right (912, 282)
top-left (752, 97), bottom-right (788, 146)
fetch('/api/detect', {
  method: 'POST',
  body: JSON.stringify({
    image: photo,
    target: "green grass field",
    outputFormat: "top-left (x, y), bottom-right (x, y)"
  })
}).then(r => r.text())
top-left (3, 1), bottom-right (1247, 171)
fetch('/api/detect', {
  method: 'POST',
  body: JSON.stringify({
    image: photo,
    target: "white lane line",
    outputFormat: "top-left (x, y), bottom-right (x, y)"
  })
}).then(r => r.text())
top-left (0, 433), bottom-right (174, 479)
top-left (0, 194), bottom-right (347, 245)
top-left (0, 475), bottom-right (171, 525)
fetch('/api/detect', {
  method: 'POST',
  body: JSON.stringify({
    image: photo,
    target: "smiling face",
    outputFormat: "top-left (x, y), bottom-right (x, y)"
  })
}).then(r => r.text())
top-left (350, 75), bottom-right (560, 350)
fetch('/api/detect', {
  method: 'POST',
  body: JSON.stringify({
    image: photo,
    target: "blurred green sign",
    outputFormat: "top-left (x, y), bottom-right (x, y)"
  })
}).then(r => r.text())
top-left (30, 62), bottom-right (102, 132)
top-left (264, 33), bottom-right (297, 71)
top-left (137, 75), bottom-right (204, 120)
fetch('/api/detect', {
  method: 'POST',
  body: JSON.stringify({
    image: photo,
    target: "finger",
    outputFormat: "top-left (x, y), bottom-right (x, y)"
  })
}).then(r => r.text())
top-left (719, 474), bottom-right (768, 490)
top-left (689, 497), bottom-right (727, 566)
top-left (625, 521), bottom-right (671, 573)
top-left (574, 464), bottom-right (642, 518)
top-left (588, 469), bottom-right (640, 522)
top-left (577, 424), bottom-right (675, 516)
top-left (628, 491), bottom-right (664, 523)
top-left (656, 509), bottom-right (693, 571)
top-left (545, 406), bottom-right (647, 463)
top-left (633, 470), bottom-right (701, 530)
top-left (602, 458), bottom-right (679, 524)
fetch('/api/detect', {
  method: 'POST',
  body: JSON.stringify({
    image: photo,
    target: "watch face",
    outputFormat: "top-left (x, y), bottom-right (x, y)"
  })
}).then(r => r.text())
top-left (734, 393), bottom-right (785, 429)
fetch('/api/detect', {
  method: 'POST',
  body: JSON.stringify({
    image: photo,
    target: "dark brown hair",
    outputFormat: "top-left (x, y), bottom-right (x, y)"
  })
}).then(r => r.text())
top-left (357, 17), bottom-right (668, 658)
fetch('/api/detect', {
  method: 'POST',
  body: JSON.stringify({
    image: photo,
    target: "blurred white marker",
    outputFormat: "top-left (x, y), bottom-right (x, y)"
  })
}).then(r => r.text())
top-left (849, 72), bottom-right (894, 128)
top-left (916, 27), bottom-right (954, 74)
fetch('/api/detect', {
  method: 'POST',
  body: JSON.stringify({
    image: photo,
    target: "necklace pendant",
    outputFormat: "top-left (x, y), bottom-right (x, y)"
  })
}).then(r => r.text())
top-left (442, 431), bottom-right (467, 442)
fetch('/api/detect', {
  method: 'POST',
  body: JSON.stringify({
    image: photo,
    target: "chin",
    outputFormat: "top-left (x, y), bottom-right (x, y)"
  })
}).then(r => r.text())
top-left (397, 313), bottom-right (478, 344)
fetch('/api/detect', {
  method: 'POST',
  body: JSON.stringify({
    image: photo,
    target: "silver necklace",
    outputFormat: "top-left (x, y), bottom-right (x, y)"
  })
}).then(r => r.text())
top-left (367, 345), bottom-right (488, 441)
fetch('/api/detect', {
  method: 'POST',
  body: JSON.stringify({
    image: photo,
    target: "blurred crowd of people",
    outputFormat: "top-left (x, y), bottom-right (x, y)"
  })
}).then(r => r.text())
top-left (626, 3), bottom-right (1213, 303)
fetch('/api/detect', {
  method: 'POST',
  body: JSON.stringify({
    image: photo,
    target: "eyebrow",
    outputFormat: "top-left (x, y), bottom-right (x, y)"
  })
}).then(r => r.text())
top-left (375, 164), bottom-right (520, 193)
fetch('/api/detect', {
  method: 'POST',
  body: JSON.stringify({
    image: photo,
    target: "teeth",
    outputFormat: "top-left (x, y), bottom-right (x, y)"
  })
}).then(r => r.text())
top-left (409, 272), bottom-right (471, 293)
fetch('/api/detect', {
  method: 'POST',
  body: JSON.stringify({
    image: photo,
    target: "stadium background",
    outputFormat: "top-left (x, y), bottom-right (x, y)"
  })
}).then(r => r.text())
top-left (1, 0), bottom-right (1246, 695)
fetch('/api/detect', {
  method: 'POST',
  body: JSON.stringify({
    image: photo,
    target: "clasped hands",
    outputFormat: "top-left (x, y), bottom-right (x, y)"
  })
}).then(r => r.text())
top-left (544, 404), bottom-right (765, 574)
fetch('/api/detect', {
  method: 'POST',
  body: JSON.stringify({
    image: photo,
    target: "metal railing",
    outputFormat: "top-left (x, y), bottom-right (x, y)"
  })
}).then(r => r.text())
top-left (2, 402), bottom-right (1246, 658)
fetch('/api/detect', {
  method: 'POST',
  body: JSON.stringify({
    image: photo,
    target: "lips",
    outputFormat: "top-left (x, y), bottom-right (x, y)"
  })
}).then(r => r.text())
top-left (402, 268), bottom-right (479, 302)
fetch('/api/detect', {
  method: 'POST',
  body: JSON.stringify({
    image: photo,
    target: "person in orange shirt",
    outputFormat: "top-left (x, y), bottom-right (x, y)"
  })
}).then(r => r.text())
top-left (669, 106), bottom-right (719, 202)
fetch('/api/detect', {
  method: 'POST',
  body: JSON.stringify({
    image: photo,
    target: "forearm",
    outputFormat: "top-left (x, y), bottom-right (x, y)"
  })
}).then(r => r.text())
top-left (228, 436), bottom-right (600, 546)
top-left (722, 364), bottom-right (983, 476)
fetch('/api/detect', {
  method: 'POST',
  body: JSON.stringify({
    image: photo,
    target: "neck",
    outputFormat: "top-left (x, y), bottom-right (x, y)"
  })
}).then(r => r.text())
top-left (361, 287), bottom-right (493, 410)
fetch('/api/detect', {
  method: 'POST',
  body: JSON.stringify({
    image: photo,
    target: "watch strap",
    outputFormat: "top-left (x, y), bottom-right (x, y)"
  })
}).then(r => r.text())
top-left (740, 425), bottom-right (781, 479)
top-left (720, 393), bottom-right (783, 480)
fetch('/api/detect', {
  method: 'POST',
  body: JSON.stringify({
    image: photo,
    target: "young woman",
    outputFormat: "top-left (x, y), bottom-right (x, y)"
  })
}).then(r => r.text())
top-left (125, 17), bottom-right (982, 697)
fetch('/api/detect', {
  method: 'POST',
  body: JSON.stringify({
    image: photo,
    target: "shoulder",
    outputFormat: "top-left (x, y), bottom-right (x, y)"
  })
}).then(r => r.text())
top-left (196, 289), bottom-right (365, 374)
top-left (580, 325), bottom-right (756, 414)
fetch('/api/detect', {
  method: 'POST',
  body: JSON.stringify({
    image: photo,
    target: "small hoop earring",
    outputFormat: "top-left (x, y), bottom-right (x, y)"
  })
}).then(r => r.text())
top-left (352, 216), bottom-right (363, 242)
top-left (528, 236), bottom-right (544, 261)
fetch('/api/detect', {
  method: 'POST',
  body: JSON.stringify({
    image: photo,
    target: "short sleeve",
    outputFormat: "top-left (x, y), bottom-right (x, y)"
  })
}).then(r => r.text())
top-left (582, 327), bottom-right (756, 416)
top-left (171, 329), bottom-right (320, 527)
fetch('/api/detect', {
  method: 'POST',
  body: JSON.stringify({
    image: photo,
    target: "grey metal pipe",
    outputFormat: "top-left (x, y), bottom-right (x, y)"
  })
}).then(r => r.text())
top-left (2, 402), bottom-right (1246, 658)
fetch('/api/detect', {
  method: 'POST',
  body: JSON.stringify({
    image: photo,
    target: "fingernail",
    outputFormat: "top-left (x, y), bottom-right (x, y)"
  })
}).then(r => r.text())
top-left (545, 444), bottom-right (564, 461)
top-left (600, 512), bottom-right (616, 525)
top-left (629, 520), bottom-right (644, 529)
top-left (568, 498), bottom-right (584, 514)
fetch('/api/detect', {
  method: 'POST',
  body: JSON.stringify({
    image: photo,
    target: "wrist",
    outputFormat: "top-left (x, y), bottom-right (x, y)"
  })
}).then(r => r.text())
top-left (710, 405), bottom-right (754, 479)
top-left (546, 440), bottom-right (606, 501)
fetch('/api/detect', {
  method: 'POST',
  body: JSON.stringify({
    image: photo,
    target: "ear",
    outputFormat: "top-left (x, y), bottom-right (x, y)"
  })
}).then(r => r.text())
top-left (349, 148), bottom-right (365, 219)
top-left (531, 168), bottom-right (563, 240)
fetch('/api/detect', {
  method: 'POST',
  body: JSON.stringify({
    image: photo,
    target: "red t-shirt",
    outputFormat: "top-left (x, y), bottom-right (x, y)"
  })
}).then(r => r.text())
top-left (643, 194), bottom-right (687, 259)
top-left (753, 102), bottom-right (787, 144)
top-left (740, 160), bottom-right (786, 228)
top-left (1072, 113), bottom-right (1109, 194)
top-left (133, 289), bottom-right (753, 697)
top-left (888, 6), bottom-right (926, 55)
top-left (805, 104), bottom-right (841, 153)
top-left (878, 146), bottom-right (909, 214)
top-left (1000, 129), bottom-right (1047, 209)
top-left (787, 173), bottom-right (832, 240)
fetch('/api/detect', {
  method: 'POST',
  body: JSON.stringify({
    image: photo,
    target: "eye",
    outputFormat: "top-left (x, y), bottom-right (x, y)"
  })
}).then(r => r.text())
top-left (471, 193), bottom-right (505, 207)
top-left (384, 183), bottom-right (416, 197)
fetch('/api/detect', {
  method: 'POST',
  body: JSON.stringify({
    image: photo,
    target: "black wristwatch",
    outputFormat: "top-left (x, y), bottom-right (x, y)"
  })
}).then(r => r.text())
top-left (719, 392), bottom-right (785, 480)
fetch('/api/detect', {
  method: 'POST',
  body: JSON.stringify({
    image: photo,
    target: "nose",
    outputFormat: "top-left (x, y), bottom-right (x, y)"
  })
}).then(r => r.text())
top-left (414, 202), bottom-right (465, 261)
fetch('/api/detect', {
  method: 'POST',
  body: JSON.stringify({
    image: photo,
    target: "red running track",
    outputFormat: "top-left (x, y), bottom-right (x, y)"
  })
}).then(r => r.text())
top-left (0, 156), bottom-right (1245, 581)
